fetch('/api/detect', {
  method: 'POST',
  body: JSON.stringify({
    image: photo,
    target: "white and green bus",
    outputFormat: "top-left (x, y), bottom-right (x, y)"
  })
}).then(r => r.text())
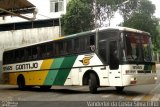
top-left (2, 27), bottom-right (157, 93)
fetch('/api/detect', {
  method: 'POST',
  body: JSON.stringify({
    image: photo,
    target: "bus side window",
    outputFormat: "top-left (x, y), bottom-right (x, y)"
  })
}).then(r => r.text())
top-left (4, 51), bottom-right (15, 64)
top-left (74, 38), bottom-right (80, 53)
top-left (27, 48), bottom-right (32, 60)
top-left (55, 42), bottom-right (59, 56)
top-left (86, 35), bottom-right (95, 51)
top-left (19, 49), bottom-right (25, 61)
top-left (65, 40), bottom-right (73, 54)
top-left (32, 46), bottom-right (38, 59)
top-left (3, 52), bottom-right (6, 64)
top-left (46, 43), bottom-right (53, 57)
top-left (59, 41), bottom-right (64, 55)
top-left (15, 50), bottom-right (20, 62)
top-left (40, 45), bottom-right (46, 58)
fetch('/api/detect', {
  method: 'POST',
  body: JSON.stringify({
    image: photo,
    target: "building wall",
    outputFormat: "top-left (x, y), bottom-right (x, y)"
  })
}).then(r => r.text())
top-left (0, 0), bottom-right (70, 82)
top-left (0, 0), bottom-right (68, 24)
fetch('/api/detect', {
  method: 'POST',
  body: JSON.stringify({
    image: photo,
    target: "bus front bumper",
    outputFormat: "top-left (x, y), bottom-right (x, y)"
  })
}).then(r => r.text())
top-left (122, 74), bottom-right (157, 86)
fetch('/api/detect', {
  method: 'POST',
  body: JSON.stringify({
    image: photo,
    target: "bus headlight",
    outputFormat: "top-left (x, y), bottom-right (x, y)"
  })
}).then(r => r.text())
top-left (131, 77), bottom-right (136, 81)
top-left (154, 77), bottom-right (157, 80)
top-left (130, 77), bottom-right (137, 84)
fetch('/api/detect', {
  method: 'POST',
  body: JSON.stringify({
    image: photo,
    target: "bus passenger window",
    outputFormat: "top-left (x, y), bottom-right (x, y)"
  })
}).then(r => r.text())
top-left (87, 35), bottom-right (95, 51)
top-left (46, 43), bottom-right (53, 57)
top-left (15, 50), bottom-right (20, 62)
top-left (80, 38), bottom-right (85, 52)
top-left (40, 45), bottom-right (46, 58)
top-left (59, 42), bottom-right (64, 55)
top-left (74, 38), bottom-right (80, 53)
top-left (65, 40), bottom-right (73, 54)
top-left (19, 49), bottom-right (25, 61)
top-left (32, 47), bottom-right (38, 59)
top-left (27, 48), bottom-right (32, 60)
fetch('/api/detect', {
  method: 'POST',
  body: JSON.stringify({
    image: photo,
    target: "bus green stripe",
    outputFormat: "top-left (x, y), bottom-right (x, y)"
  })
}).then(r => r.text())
top-left (53, 56), bottom-right (77, 85)
top-left (44, 56), bottom-right (77, 85)
top-left (44, 58), bottom-right (64, 85)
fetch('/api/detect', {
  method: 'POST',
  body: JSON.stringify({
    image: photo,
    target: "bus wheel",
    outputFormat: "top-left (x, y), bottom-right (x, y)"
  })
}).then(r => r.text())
top-left (89, 73), bottom-right (98, 94)
top-left (115, 86), bottom-right (124, 93)
top-left (17, 75), bottom-right (26, 90)
top-left (40, 86), bottom-right (52, 90)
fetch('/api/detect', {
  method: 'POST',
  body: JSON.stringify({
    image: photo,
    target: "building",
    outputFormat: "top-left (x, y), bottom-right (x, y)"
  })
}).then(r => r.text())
top-left (0, 0), bottom-right (69, 23)
top-left (0, 0), bottom-right (69, 82)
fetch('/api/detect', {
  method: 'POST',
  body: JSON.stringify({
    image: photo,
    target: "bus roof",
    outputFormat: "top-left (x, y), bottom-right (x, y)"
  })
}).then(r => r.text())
top-left (98, 26), bottom-right (150, 35)
top-left (4, 26), bottom-right (150, 52)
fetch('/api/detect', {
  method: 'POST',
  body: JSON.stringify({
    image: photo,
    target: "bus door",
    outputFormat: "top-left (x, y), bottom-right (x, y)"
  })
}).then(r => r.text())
top-left (108, 40), bottom-right (122, 86)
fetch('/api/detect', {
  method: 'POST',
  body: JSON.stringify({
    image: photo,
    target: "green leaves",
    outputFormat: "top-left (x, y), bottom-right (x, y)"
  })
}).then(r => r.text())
top-left (61, 0), bottom-right (94, 35)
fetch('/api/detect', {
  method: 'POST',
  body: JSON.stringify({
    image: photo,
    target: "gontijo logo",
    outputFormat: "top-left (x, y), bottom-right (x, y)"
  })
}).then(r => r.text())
top-left (80, 56), bottom-right (93, 65)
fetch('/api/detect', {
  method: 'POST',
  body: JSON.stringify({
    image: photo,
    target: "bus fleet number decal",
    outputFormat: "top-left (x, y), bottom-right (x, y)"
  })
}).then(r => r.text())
top-left (3, 62), bottom-right (39, 72)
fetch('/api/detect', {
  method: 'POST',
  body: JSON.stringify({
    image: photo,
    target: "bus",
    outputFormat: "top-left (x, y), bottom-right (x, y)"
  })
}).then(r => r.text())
top-left (2, 27), bottom-right (157, 93)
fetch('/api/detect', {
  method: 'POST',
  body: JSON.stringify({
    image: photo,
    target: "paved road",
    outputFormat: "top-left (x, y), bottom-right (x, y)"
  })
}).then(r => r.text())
top-left (0, 66), bottom-right (160, 107)
top-left (1, 81), bottom-right (160, 107)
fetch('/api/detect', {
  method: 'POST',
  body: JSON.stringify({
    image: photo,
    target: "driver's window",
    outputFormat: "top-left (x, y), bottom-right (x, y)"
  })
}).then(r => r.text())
top-left (109, 41), bottom-right (119, 70)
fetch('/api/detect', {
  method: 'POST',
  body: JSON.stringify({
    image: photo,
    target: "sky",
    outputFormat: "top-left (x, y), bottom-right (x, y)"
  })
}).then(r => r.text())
top-left (150, 0), bottom-right (160, 18)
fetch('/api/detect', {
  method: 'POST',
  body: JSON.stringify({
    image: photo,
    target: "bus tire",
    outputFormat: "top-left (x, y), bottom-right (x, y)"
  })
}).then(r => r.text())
top-left (17, 75), bottom-right (26, 90)
top-left (115, 86), bottom-right (124, 93)
top-left (40, 86), bottom-right (52, 90)
top-left (89, 73), bottom-right (98, 94)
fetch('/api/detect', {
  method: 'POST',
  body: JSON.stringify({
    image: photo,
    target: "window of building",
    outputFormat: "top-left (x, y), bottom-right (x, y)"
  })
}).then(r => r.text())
top-left (50, 0), bottom-right (64, 12)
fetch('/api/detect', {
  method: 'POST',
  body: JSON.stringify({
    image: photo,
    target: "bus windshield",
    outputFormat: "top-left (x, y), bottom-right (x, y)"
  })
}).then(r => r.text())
top-left (123, 32), bottom-right (152, 62)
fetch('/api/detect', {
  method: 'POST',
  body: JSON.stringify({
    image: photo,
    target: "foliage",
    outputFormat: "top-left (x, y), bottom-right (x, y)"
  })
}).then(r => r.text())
top-left (61, 0), bottom-right (94, 35)
top-left (61, 0), bottom-right (125, 35)
top-left (119, 0), bottom-right (139, 20)
top-left (95, 0), bottom-right (126, 27)
top-left (95, 0), bottom-right (117, 26)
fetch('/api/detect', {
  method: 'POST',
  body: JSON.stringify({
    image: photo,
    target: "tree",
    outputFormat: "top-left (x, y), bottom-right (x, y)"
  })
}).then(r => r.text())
top-left (95, 0), bottom-right (125, 27)
top-left (119, 0), bottom-right (139, 21)
top-left (61, 0), bottom-right (125, 35)
top-left (61, 0), bottom-right (94, 35)
top-left (95, 0), bottom-right (117, 26)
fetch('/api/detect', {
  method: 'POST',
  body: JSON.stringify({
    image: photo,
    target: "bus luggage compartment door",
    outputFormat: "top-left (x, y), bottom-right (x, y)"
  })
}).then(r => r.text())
top-left (108, 68), bottom-right (122, 86)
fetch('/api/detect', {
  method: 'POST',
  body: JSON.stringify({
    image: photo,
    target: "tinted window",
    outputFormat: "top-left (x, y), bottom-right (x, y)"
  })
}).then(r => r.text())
top-left (46, 43), bottom-right (53, 57)
top-left (65, 40), bottom-right (73, 54)
top-left (99, 31), bottom-right (118, 41)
